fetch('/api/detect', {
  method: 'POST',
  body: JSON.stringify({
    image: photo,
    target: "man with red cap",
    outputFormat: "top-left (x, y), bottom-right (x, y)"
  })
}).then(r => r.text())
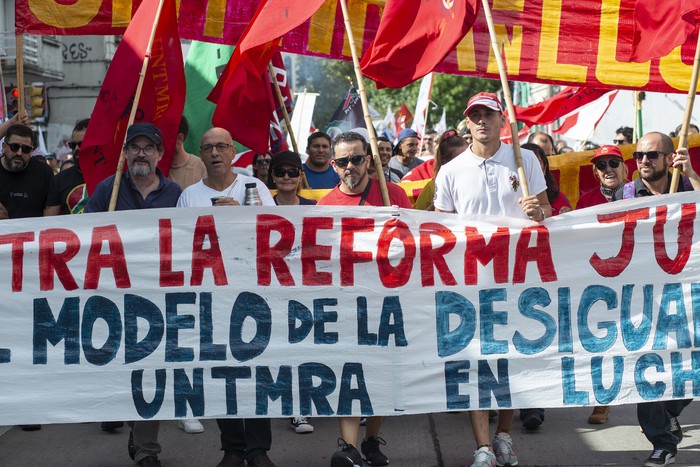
top-left (576, 145), bottom-right (629, 209)
top-left (435, 92), bottom-right (550, 467)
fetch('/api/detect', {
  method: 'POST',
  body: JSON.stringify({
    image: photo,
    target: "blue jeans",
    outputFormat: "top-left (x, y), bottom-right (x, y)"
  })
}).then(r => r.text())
top-left (637, 399), bottom-right (691, 454)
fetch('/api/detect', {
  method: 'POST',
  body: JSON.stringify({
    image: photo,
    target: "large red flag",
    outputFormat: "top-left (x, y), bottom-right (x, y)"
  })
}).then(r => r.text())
top-left (208, 0), bottom-right (324, 154)
top-left (79, 0), bottom-right (185, 194)
top-left (623, 0), bottom-right (700, 62)
top-left (514, 87), bottom-right (609, 127)
top-left (360, 0), bottom-right (478, 88)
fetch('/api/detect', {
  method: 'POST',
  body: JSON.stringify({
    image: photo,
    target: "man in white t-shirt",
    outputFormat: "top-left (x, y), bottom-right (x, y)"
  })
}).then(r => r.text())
top-left (434, 92), bottom-right (551, 467)
top-left (177, 127), bottom-right (274, 208)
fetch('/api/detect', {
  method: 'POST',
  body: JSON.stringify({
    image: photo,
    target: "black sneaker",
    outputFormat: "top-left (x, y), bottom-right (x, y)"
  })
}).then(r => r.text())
top-left (330, 439), bottom-right (362, 467)
top-left (101, 421), bottom-right (124, 432)
top-left (522, 412), bottom-right (543, 431)
top-left (361, 436), bottom-right (389, 466)
top-left (643, 449), bottom-right (675, 466)
top-left (668, 416), bottom-right (683, 442)
top-left (138, 456), bottom-right (161, 467)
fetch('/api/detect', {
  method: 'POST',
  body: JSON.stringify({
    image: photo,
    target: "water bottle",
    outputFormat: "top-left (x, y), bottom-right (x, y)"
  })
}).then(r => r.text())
top-left (243, 183), bottom-right (262, 206)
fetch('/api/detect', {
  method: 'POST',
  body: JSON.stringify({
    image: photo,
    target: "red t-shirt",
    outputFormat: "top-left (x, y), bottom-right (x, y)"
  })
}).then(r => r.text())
top-left (317, 180), bottom-right (413, 208)
top-left (576, 187), bottom-right (608, 209)
top-left (402, 159), bottom-right (436, 181)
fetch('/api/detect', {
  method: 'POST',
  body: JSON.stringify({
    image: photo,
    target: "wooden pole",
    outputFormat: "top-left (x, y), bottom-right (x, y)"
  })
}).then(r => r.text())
top-left (107, 0), bottom-right (166, 211)
top-left (338, 0), bottom-right (391, 206)
top-left (480, 0), bottom-right (529, 196)
top-left (15, 35), bottom-right (24, 121)
top-left (268, 62), bottom-right (308, 189)
top-left (670, 33), bottom-right (700, 194)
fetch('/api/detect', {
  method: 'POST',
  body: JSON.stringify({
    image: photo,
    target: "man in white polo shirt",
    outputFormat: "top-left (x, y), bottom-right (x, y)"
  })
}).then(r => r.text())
top-left (434, 92), bottom-right (551, 467)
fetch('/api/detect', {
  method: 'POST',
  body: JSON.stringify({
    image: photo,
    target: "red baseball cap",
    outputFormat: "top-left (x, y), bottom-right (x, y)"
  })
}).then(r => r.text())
top-left (590, 144), bottom-right (623, 163)
top-left (464, 92), bottom-right (503, 115)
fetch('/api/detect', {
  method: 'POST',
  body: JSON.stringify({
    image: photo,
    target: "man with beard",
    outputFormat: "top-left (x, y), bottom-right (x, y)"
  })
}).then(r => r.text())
top-left (45, 119), bottom-right (90, 216)
top-left (303, 131), bottom-right (340, 188)
top-left (377, 136), bottom-right (393, 181)
top-left (387, 128), bottom-right (423, 182)
top-left (317, 131), bottom-right (411, 208)
top-left (614, 131), bottom-right (700, 199)
top-left (0, 124), bottom-right (53, 219)
top-left (84, 123), bottom-right (180, 467)
top-left (316, 131), bottom-right (410, 467)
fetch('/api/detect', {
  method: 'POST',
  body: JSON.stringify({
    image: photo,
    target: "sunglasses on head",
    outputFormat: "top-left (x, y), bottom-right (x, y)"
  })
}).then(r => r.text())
top-left (7, 142), bottom-right (33, 154)
top-left (613, 139), bottom-right (626, 145)
top-left (273, 167), bottom-right (300, 178)
top-left (68, 141), bottom-right (82, 150)
top-left (633, 151), bottom-right (665, 162)
top-left (334, 154), bottom-right (366, 168)
top-left (594, 159), bottom-right (622, 170)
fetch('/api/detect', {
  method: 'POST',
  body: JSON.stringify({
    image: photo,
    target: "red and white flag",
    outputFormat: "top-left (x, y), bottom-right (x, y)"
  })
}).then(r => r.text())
top-left (552, 91), bottom-right (618, 141)
top-left (394, 103), bottom-right (414, 141)
top-left (514, 87), bottom-right (609, 127)
top-left (79, 0), bottom-right (185, 194)
top-left (411, 73), bottom-right (433, 137)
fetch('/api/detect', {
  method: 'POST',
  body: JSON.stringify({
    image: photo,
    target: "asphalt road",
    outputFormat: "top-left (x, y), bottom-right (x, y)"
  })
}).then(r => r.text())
top-left (0, 404), bottom-right (698, 466)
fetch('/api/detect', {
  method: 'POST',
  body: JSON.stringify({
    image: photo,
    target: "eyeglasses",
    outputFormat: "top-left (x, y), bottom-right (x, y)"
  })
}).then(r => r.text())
top-left (126, 144), bottom-right (157, 156)
top-left (273, 167), bottom-right (301, 178)
top-left (7, 143), bottom-right (33, 154)
top-left (200, 143), bottom-right (233, 155)
top-left (67, 141), bottom-right (82, 150)
top-left (334, 154), bottom-right (366, 168)
top-left (256, 158), bottom-right (272, 166)
top-left (594, 159), bottom-right (622, 170)
top-left (613, 139), bottom-right (626, 145)
top-left (633, 151), bottom-right (665, 162)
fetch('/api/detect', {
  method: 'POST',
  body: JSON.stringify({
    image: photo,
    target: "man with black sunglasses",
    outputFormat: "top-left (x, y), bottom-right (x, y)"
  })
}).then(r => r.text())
top-left (0, 124), bottom-right (53, 219)
top-left (577, 145), bottom-right (629, 210)
top-left (45, 118), bottom-right (90, 216)
top-left (614, 131), bottom-right (700, 200)
top-left (609, 131), bottom-right (697, 467)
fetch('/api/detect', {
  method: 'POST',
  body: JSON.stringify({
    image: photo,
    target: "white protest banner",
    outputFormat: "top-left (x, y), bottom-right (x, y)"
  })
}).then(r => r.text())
top-left (0, 193), bottom-right (698, 425)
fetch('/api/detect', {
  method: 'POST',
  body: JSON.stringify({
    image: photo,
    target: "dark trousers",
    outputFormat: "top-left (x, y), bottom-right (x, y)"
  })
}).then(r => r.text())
top-left (217, 418), bottom-right (272, 462)
top-left (637, 399), bottom-right (691, 455)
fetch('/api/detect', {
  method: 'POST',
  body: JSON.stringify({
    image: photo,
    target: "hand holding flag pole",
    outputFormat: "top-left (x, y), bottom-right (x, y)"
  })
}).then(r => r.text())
top-left (107, 0), bottom-right (167, 211)
top-left (338, 0), bottom-right (391, 206)
top-left (671, 33), bottom-right (700, 193)
top-left (481, 0), bottom-right (529, 197)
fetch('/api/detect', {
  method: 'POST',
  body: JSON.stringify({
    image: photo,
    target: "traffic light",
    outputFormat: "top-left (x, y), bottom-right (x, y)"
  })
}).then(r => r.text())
top-left (5, 87), bottom-right (18, 118)
top-left (29, 83), bottom-right (46, 120)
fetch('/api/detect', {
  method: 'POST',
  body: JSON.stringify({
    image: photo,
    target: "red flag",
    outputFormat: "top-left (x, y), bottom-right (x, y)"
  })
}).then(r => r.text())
top-left (394, 103), bottom-right (414, 141)
top-left (360, 0), bottom-right (479, 88)
top-left (514, 87), bottom-right (609, 127)
top-left (623, 0), bottom-right (700, 62)
top-left (79, 0), bottom-right (185, 194)
top-left (208, 0), bottom-right (324, 154)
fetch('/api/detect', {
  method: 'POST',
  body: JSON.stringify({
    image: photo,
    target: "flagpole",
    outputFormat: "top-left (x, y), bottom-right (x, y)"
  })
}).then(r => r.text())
top-left (670, 33), bottom-right (700, 194)
top-left (15, 35), bottom-right (24, 121)
top-left (480, 0), bottom-right (529, 196)
top-left (338, 0), bottom-right (391, 206)
top-left (107, 0), bottom-right (167, 211)
top-left (268, 62), bottom-right (308, 189)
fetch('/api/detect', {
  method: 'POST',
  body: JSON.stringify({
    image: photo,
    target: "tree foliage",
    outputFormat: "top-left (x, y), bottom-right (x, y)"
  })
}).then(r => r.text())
top-left (290, 54), bottom-right (500, 132)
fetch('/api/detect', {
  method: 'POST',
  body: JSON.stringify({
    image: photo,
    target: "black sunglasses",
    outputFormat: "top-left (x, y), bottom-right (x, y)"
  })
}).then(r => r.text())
top-left (68, 141), bottom-right (82, 150)
top-left (334, 154), bottom-right (366, 168)
top-left (594, 159), bottom-right (622, 170)
top-left (633, 151), bottom-right (665, 161)
top-left (256, 158), bottom-right (271, 165)
top-left (7, 142), bottom-right (33, 154)
top-left (273, 167), bottom-right (300, 178)
top-left (613, 139), bottom-right (626, 145)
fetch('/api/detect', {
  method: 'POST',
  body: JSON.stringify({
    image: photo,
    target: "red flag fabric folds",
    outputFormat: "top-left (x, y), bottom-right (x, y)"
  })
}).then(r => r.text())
top-left (208, 0), bottom-right (324, 154)
top-left (79, 0), bottom-right (185, 195)
top-left (624, 0), bottom-right (700, 62)
top-left (361, 0), bottom-right (478, 88)
top-left (514, 87), bottom-right (609, 127)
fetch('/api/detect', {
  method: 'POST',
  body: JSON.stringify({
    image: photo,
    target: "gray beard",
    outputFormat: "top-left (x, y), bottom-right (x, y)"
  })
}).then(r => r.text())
top-left (344, 173), bottom-right (363, 190)
top-left (5, 156), bottom-right (27, 172)
top-left (130, 164), bottom-right (153, 177)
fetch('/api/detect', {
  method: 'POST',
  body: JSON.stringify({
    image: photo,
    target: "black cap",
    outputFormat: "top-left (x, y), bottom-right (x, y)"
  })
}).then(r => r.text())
top-left (271, 150), bottom-right (303, 169)
top-left (125, 122), bottom-right (162, 145)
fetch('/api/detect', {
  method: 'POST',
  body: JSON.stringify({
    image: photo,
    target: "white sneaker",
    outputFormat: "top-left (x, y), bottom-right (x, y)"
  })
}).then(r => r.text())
top-left (178, 418), bottom-right (204, 434)
top-left (290, 416), bottom-right (314, 434)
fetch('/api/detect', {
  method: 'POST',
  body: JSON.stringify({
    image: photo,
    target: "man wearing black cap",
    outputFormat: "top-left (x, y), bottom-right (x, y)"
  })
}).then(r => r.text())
top-left (85, 122), bottom-right (182, 213)
top-left (387, 128), bottom-right (423, 182)
top-left (84, 122), bottom-right (181, 467)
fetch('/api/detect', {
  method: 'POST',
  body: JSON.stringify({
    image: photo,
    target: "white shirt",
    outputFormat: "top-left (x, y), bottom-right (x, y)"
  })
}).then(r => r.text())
top-left (433, 143), bottom-right (547, 218)
top-left (177, 174), bottom-right (275, 207)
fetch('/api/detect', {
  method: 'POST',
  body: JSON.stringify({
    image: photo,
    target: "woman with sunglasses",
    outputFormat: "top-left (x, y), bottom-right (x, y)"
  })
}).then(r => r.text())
top-left (252, 151), bottom-right (273, 187)
top-left (270, 151), bottom-right (316, 206)
top-left (576, 145), bottom-right (629, 209)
